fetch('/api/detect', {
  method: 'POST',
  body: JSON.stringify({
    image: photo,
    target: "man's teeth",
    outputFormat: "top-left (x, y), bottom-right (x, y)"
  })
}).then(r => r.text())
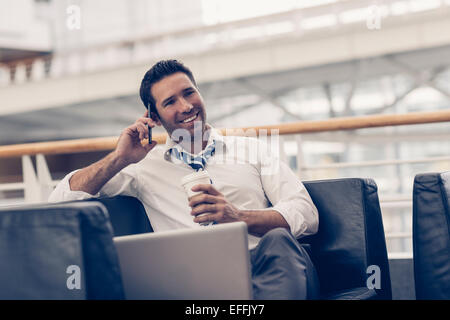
top-left (182, 114), bottom-right (197, 123)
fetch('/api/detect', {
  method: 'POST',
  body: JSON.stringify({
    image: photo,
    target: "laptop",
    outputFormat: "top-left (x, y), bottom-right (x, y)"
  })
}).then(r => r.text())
top-left (113, 221), bottom-right (253, 300)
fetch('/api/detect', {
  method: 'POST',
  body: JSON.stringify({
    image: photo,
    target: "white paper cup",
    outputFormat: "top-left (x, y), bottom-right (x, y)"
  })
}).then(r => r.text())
top-left (181, 170), bottom-right (213, 226)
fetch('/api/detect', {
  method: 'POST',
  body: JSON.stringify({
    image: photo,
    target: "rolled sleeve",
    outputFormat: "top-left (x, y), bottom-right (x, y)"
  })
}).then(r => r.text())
top-left (270, 187), bottom-right (319, 239)
top-left (48, 170), bottom-right (98, 202)
top-left (48, 165), bottom-right (139, 203)
top-left (258, 139), bottom-right (319, 239)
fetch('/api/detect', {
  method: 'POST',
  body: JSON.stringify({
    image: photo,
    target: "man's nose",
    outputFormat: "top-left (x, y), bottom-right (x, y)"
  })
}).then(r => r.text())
top-left (179, 97), bottom-right (193, 112)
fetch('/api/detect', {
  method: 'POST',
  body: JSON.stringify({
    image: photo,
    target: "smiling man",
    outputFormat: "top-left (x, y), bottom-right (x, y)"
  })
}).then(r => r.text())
top-left (145, 69), bottom-right (208, 154)
top-left (49, 59), bottom-right (320, 300)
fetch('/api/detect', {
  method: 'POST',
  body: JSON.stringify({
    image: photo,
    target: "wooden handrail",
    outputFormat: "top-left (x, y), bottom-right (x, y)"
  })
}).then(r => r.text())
top-left (1, 110), bottom-right (449, 158)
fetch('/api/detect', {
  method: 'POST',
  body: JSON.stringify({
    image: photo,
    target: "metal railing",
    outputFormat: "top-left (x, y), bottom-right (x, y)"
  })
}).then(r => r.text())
top-left (1, 109), bottom-right (450, 256)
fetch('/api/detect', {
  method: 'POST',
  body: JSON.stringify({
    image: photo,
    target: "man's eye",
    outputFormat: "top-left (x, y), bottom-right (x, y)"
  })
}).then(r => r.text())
top-left (185, 90), bottom-right (194, 96)
top-left (165, 100), bottom-right (174, 107)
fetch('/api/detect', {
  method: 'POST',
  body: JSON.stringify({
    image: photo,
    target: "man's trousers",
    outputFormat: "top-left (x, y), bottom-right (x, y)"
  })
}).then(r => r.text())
top-left (250, 228), bottom-right (320, 300)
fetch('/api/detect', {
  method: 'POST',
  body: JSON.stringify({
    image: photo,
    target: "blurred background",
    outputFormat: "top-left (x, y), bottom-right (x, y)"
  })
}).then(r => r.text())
top-left (1, 0), bottom-right (450, 258)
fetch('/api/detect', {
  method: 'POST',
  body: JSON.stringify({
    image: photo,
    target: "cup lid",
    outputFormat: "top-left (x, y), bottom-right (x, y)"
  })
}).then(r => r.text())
top-left (180, 170), bottom-right (210, 185)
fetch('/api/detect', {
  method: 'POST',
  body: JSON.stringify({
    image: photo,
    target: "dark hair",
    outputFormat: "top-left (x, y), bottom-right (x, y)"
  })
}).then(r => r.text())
top-left (139, 59), bottom-right (197, 117)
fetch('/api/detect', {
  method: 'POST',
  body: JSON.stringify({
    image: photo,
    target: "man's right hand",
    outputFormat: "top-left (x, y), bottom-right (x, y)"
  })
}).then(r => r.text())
top-left (114, 111), bottom-right (158, 166)
top-left (69, 111), bottom-right (158, 195)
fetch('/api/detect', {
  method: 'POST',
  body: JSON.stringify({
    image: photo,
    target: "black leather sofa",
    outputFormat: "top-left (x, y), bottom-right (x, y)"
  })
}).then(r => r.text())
top-left (92, 178), bottom-right (392, 300)
top-left (87, 196), bottom-right (153, 236)
top-left (413, 172), bottom-right (450, 299)
top-left (0, 177), bottom-right (392, 300)
top-left (0, 202), bottom-right (124, 299)
top-left (302, 178), bottom-right (391, 300)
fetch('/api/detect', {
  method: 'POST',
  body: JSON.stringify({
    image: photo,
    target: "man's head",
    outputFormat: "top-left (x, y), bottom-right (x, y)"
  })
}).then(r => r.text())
top-left (140, 59), bottom-right (198, 119)
top-left (139, 60), bottom-right (207, 145)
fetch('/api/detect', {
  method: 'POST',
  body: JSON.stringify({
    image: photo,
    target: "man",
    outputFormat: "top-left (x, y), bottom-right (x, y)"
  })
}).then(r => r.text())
top-left (49, 59), bottom-right (320, 299)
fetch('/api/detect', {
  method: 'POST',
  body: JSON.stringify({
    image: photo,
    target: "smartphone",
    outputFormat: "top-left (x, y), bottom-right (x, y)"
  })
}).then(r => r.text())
top-left (147, 104), bottom-right (152, 144)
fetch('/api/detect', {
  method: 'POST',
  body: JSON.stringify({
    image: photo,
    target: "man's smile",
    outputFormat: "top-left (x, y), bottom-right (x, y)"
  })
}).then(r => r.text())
top-left (180, 112), bottom-right (199, 124)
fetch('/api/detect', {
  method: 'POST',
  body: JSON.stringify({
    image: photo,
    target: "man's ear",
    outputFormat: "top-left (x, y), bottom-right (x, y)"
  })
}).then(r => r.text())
top-left (150, 112), bottom-right (161, 126)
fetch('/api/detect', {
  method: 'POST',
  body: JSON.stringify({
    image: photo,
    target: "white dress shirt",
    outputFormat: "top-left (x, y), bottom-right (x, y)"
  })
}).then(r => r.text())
top-left (49, 127), bottom-right (318, 249)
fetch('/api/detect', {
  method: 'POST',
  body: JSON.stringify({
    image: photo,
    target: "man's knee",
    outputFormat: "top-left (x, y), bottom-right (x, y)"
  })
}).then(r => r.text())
top-left (252, 228), bottom-right (320, 299)
top-left (264, 227), bottom-right (293, 241)
top-left (258, 228), bottom-right (317, 274)
top-left (258, 228), bottom-right (301, 255)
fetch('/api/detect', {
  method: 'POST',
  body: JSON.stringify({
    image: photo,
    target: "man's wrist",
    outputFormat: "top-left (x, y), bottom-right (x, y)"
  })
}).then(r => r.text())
top-left (110, 150), bottom-right (131, 170)
top-left (237, 209), bottom-right (254, 228)
top-left (238, 209), bottom-right (290, 237)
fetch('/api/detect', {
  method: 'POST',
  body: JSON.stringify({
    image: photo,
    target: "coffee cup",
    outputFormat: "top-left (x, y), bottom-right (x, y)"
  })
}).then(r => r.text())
top-left (181, 170), bottom-right (214, 226)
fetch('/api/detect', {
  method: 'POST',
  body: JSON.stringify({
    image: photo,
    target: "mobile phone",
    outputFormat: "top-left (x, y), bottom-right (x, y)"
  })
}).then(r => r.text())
top-left (147, 104), bottom-right (152, 144)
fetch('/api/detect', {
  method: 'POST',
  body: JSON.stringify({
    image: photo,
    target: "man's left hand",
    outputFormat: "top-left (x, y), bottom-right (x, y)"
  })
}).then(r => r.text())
top-left (189, 184), bottom-right (243, 225)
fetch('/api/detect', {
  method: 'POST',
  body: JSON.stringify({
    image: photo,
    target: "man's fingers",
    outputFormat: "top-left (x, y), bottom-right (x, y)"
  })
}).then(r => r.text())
top-left (191, 184), bottom-right (221, 196)
top-left (141, 117), bottom-right (156, 126)
top-left (136, 116), bottom-right (156, 128)
top-left (189, 193), bottom-right (217, 208)
top-left (137, 121), bottom-right (154, 140)
top-left (124, 124), bottom-right (142, 140)
top-left (134, 122), bottom-right (146, 140)
top-left (191, 204), bottom-right (217, 216)
top-left (194, 213), bottom-right (216, 224)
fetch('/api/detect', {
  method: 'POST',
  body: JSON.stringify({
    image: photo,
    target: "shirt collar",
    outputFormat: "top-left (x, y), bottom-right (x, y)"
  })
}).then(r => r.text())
top-left (163, 124), bottom-right (226, 161)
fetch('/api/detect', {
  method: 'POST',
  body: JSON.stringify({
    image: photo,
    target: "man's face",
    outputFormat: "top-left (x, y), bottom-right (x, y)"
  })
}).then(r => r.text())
top-left (151, 72), bottom-right (207, 141)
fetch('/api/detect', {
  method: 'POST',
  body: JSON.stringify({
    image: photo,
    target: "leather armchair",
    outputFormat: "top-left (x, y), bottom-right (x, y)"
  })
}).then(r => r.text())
top-left (302, 178), bottom-right (392, 300)
top-left (0, 202), bottom-right (125, 299)
top-left (413, 172), bottom-right (450, 299)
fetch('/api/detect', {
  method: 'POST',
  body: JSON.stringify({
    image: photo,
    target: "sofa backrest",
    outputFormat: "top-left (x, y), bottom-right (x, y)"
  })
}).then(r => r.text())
top-left (88, 196), bottom-right (153, 236)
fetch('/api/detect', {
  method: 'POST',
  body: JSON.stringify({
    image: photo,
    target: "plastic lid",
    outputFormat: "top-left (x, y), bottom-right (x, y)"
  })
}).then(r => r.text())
top-left (180, 170), bottom-right (210, 186)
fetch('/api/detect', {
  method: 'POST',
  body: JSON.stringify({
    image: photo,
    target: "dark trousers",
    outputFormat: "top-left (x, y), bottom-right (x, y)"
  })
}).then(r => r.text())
top-left (250, 228), bottom-right (320, 300)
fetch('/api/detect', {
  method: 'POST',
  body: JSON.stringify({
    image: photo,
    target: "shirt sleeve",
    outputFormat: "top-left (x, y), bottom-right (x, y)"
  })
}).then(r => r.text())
top-left (48, 164), bottom-right (139, 203)
top-left (257, 139), bottom-right (319, 239)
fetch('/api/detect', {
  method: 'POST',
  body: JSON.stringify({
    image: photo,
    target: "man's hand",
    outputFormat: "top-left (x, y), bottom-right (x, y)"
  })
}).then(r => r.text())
top-left (188, 184), bottom-right (243, 225)
top-left (188, 184), bottom-right (291, 237)
top-left (114, 111), bottom-right (157, 166)
top-left (69, 111), bottom-right (158, 195)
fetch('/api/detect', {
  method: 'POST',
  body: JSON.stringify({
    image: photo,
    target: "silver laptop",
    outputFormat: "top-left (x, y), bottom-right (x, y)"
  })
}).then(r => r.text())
top-left (113, 221), bottom-right (253, 300)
